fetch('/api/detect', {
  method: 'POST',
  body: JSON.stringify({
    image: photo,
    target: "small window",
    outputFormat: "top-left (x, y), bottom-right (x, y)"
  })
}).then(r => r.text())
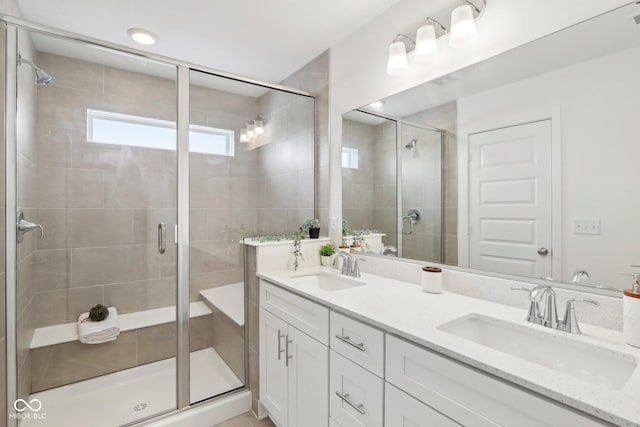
top-left (87, 109), bottom-right (235, 156)
top-left (342, 147), bottom-right (359, 169)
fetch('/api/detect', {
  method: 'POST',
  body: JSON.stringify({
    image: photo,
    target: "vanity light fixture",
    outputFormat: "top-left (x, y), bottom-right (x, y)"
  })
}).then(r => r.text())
top-left (247, 123), bottom-right (255, 139)
top-left (415, 18), bottom-right (447, 62)
top-left (240, 128), bottom-right (249, 143)
top-left (450, 0), bottom-right (481, 48)
top-left (387, 34), bottom-right (414, 76)
top-left (126, 28), bottom-right (158, 46)
top-left (386, 0), bottom-right (485, 75)
top-left (254, 119), bottom-right (265, 135)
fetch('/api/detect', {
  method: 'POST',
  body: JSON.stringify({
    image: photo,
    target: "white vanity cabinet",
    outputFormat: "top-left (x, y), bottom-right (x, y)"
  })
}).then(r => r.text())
top-left (385, 335), bottom-right (607, 427)
top-left (260, 281), bottom-right (329, 427)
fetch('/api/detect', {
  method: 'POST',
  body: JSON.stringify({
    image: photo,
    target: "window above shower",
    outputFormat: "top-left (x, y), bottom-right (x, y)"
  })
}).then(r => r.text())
top-left (87, 109), bottom-right (235, 156)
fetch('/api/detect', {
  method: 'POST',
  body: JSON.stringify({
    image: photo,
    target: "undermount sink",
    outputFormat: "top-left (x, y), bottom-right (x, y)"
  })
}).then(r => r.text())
top-left (290, 271), bottom-right (366, 292)
top-left (438, 314), bottom-right (637, 390)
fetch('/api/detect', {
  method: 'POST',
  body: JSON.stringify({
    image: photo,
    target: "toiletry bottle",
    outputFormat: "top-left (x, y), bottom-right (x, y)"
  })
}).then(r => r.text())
top-left (623, 273), bottom-right (640, 348)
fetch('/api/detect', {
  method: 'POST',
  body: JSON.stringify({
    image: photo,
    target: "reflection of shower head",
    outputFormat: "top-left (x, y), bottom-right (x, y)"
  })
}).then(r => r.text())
top-left (405, 138), bottom-right (417, 149)
top-left (18, 55), bottom-right (55, 86)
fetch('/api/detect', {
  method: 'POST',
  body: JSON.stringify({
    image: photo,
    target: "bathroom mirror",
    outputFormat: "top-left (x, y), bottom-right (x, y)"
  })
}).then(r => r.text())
top-left (342, 3), bottom-right (640, 294)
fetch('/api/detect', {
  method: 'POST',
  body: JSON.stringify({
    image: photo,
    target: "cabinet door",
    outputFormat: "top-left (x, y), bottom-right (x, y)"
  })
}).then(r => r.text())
top-left (385, 382), bottom-right (461, 427)
top-left (260, 309), bottom-right (289, 427)
top-left (288, 326), bottom-right (329, 427)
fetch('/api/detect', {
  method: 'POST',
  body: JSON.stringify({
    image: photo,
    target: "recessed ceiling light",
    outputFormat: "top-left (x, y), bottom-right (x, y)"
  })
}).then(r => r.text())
top-left (127, 28), bottom-right (158, 45)
top-left (369, 101), bottom-right (385, 108)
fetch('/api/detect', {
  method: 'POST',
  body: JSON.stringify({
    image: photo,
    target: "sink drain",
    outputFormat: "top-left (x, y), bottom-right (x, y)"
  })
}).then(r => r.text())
top-left (133, 401), bottom-right (149, 412)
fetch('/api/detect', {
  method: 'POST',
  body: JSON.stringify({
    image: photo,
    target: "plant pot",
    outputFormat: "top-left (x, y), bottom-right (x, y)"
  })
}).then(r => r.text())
top-left (321, 255), bottom-right (333, 266)
top-left (309, 227), bottom-right (320, 239)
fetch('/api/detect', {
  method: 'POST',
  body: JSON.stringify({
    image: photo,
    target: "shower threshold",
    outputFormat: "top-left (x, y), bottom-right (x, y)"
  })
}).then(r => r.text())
top-left (20, 347), bottom-right (243, 427)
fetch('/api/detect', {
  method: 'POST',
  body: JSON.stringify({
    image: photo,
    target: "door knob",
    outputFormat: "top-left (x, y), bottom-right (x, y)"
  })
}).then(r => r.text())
top-left (538, 247), bottom-right (549, 256)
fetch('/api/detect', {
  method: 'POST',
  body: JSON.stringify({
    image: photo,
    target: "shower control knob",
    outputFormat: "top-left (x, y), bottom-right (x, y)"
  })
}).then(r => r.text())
top-left (538, 247), bottom-right (549, 256)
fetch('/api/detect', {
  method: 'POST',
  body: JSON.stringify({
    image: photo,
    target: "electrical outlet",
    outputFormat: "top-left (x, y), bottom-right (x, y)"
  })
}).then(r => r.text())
top-left (573, 219), bottom-right (601, 235)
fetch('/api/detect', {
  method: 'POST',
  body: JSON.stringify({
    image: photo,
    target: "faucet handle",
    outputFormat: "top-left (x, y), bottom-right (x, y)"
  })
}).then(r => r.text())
top-left (510, 286), bottom-right (542, 324)
top-left (351, 258), bottom-right (365, 278)
top-left (559, 298), bottom-right (600, 334)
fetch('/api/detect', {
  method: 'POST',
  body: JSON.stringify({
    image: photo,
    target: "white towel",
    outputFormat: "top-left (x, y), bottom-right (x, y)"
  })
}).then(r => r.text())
top-left (77, 307), bottom-right (120, 344)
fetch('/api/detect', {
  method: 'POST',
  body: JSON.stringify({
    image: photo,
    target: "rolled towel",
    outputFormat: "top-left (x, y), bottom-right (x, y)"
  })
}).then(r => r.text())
top-left (78, 306), bottom-right (120, 344)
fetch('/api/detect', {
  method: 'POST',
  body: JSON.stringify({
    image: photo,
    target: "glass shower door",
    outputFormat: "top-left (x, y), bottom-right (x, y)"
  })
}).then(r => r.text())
top-left (13, 29), bottom-right (179, 426)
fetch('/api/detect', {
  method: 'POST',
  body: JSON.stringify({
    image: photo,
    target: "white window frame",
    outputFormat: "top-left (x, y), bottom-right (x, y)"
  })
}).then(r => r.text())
top-left (342, 147), bottom-right (359, 169)
top-left (87, 109), bottom-right (235, 156)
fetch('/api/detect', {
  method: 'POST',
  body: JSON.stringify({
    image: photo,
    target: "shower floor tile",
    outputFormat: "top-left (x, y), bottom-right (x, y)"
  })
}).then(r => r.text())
top-left (20, 347), bottom-right (242, 427)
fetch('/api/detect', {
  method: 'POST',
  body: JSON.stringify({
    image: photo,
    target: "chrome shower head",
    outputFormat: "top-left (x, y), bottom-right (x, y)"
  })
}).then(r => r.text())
top-left (405, 138), bottom-right (417, 149)
top-left (18, 55), bottom-right (55, 86)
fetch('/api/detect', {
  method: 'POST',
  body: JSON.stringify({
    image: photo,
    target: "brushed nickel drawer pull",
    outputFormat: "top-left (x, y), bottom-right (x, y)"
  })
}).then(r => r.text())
top-left (335, 391), bottom-right (366, 415)
top-left (335, 334), bottom-right (365, 352)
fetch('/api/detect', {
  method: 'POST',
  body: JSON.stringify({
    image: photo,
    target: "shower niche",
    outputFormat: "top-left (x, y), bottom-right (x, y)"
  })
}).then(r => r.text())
top-left (4, 21), bottom-right (315, 427)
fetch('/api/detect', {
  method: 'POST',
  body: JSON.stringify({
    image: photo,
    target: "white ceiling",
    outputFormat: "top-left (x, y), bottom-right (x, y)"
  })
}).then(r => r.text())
top-left (16, 0), bottom-right (400, 84)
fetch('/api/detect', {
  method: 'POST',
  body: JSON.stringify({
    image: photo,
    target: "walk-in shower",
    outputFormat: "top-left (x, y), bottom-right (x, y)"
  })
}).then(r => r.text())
top-left (341, 109), bottom-right (450, 263)
top-left (2, 16), bottom-right (315, 427)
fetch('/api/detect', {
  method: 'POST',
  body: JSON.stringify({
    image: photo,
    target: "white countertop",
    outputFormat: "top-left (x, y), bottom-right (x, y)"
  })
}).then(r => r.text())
top-left (258, 267), bottom-right (640, 427)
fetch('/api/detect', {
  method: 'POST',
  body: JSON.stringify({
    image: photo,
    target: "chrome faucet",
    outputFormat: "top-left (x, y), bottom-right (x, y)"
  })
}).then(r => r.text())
top-left (380, 245), bottom-right (397, 256)
top-left (333, 252), bottom-right (364, 278)
top-left (511, 285), bottom-right (599, 333)
top-left (571, 269), bottom-right (590, 284)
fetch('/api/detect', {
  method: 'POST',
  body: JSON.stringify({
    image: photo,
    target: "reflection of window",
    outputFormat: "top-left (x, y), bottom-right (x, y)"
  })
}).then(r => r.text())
top-left (342, 147), bottom-right (359, 169)
top-left (87, 109), bottom-right (235, 156)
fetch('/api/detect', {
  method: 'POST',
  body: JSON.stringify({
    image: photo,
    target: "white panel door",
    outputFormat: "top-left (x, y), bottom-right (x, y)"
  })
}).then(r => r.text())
top-left (288, 326), bottom-right (329, 427)
top-left (260, 309), bottom-right (289, 427)
top-left (469, 120), bottom-right (552, 278)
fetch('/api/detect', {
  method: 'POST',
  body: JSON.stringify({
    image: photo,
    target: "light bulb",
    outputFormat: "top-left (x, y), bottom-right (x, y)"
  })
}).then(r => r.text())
top-left (414, 24), bottom-right (438, 62)
top-left (450, 4), bottom-right (478, 49)
top-left (254, 120), bottom-right (264, 135)
top-left (386, 40), bottom-right (409, 76)
top-left (240, 128), bottom-right (249, 143)
top-left (247, 123), bottom-right (255, 139)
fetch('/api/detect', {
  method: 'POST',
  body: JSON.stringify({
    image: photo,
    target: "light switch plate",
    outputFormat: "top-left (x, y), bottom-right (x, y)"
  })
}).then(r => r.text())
top-left (330, 217), bottom-right (338, 234)
top-left (573, 219), bottom-right (601, 235)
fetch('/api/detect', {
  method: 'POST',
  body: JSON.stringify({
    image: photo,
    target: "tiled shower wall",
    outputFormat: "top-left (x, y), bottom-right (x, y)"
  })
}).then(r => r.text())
top-left (342, 118), bottom-right (397, 248)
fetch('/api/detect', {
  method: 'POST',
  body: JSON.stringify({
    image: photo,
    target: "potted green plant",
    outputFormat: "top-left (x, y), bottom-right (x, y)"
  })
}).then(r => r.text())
top-left (301, 218), bottom-right (321, 239)
top-left (319, 243), bottom-right (336, 266)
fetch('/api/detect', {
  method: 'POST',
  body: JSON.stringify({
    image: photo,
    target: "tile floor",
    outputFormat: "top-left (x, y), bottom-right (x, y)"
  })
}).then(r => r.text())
top-left (213, 412), bottom-right (275, 427)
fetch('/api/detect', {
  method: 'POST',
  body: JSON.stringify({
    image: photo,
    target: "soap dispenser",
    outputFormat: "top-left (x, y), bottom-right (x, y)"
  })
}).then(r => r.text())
top-left (623, 273), bottom-right (640, 348)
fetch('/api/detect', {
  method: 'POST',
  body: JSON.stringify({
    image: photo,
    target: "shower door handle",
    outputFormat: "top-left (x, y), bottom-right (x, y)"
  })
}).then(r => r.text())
top-left (401, 209), bottom-right (421, 235)
top-left (158, 223), bottom-right (166, 254)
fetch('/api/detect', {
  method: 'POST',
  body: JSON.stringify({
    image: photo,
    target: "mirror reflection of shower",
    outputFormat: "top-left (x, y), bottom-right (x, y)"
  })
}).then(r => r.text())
top-left (17, 54), bottom-right (55, 85)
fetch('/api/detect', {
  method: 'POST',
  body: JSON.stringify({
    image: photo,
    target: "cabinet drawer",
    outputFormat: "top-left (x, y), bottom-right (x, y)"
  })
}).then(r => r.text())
top-left (330, 350), bottom-right (383, 427)
top-left (386, 335), bottom-right (605, 427)
top-left (385, 382), bottom-right (460, 427)
top-left (260, 280), bottom-right (329, 345)
top-left (330, 311), bottom-right (384, 377)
